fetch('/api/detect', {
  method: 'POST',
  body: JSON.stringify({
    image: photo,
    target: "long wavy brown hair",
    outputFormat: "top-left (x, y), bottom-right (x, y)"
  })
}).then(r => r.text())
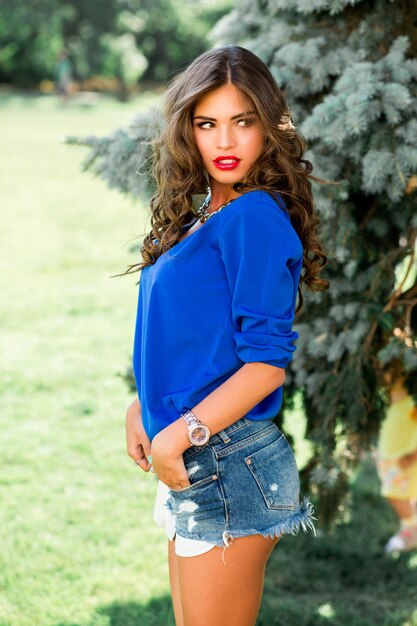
top-left (124, 45), bottom-right (330, 313)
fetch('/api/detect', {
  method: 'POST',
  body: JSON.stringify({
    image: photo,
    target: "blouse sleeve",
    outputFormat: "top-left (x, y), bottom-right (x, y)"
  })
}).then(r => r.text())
top-left (132, 277), bottom-right (144, 398)
top-left (217, 191), bottom-right (303, 369)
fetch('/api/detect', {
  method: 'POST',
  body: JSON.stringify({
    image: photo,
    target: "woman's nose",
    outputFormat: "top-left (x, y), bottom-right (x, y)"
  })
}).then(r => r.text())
top-left (217, 126), bottom-right (235, 150)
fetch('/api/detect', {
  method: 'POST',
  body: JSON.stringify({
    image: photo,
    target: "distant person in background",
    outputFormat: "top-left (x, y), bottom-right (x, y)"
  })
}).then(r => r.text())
top-left (54, 50), bottom-right (73, 103)
top-left (376, 362), bottom-right (417, 553)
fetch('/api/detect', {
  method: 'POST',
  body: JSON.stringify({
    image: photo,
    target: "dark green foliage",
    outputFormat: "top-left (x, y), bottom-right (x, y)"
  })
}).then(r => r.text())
top-left (124, 0), bottom-right (232, 83)
top-left (0, 0), bottom-right (232, 88)
top-left (0, 0), bottom-right (70, 86)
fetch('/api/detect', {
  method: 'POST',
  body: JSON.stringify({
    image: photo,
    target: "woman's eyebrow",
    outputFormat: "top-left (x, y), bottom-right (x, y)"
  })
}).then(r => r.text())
top-left (192, 110), bottom-right (257, 121)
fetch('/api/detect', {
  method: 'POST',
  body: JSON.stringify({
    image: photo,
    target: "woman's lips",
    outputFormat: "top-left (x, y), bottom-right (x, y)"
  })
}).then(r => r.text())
top-left (213, 157), bottom-right (241, 170)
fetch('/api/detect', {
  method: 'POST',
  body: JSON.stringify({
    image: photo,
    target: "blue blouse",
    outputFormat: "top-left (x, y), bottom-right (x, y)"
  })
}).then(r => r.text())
top-left (132, 189), bottom-right (304, 441)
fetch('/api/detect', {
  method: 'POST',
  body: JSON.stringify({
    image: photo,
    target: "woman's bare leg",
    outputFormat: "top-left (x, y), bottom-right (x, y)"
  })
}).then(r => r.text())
top-left (176, 534), bottom-right (281, 626)
top-left (168, 538), bottom-right (185, 626)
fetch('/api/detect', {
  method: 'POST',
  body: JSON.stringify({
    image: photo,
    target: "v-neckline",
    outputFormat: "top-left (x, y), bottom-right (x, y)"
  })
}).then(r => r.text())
top-left (176, 190), bottom-right (247, 245)
top-left (177, 217), bottom-right (204, 244)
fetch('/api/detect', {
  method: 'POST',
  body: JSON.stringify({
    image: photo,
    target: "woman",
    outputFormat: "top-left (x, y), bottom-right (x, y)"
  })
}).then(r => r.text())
top-left (125, 45), bottom-right (329, 626)
top-left (376, 363), bottom-right (417, 553)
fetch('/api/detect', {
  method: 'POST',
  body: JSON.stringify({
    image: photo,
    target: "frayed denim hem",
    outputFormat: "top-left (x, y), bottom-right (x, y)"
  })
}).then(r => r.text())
top-left (222, 497), bottom-right (316, 563)
top-left (172, 496), bottom-right (317, 564)
top-left (257, 497), bottom-right (317, 540)
top-left (226, 496), bottom-right (317, 543)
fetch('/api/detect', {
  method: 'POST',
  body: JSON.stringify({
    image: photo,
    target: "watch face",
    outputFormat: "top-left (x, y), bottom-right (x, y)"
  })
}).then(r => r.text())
top-left (190, 425), bottom-right (210, 445)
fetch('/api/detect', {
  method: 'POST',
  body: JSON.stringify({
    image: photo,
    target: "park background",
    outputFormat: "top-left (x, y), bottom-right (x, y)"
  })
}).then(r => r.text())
top-left (1, 1), bottom-right (417, 625)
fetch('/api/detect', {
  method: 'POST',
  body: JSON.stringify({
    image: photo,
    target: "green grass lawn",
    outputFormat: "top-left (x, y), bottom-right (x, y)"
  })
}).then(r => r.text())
top-left (1, 91), bottom-right (416, 626)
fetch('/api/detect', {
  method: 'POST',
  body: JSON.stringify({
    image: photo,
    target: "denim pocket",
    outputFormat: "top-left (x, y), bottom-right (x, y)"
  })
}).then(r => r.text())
top-left (216, 422), bottom-right (278, 458)
top-left (244, 435), bottom-right (299, 510)
top-left (170, 473), bottom-right (218, 493)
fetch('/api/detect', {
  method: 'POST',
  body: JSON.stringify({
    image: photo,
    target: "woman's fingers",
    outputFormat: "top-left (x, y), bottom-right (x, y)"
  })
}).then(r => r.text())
top-left (125, 399), bottom-right (153, 472)
top-left (126, 429), bottom-right (151, 471)
top-left (134, 452), bottom-right (150, 472)
top-left (139, 440), bottom-right (153, 472)
top-left (128, 444), bottom-right (152, 472)
top-left (141, 438), bottom-right (152, 464)
top-left (169, 477), bottom-right (192, 490)
top-left (154, 465), bottom-right (191, 490)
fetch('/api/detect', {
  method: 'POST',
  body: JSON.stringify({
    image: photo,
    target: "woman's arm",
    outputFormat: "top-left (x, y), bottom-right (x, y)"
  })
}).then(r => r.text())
top-left (152, 361), bottom-right (285, 457)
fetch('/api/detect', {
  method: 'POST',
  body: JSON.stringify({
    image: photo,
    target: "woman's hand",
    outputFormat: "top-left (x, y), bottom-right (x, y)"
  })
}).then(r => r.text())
top-left (151, 427), bottom-right (191, 490)
top-left (126, 397), bottom-right (152, 472)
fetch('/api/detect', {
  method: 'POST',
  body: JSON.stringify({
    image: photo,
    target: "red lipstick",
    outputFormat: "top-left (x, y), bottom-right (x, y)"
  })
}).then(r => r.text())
top-left (213, 155), bottom-right (241, 170)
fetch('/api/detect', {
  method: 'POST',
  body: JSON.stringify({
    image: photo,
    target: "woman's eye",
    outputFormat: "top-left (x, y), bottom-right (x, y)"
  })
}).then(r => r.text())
top-left (197, 122), bottom-right (213, 129)
top-left (237, 118), bottom-right (254, 127)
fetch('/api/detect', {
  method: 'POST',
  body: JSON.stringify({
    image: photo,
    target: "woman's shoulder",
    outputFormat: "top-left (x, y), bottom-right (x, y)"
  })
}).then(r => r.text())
top-left (228, 189), bottom-right (288, 216)
top-left (220, 189), bottom-right (303, 255)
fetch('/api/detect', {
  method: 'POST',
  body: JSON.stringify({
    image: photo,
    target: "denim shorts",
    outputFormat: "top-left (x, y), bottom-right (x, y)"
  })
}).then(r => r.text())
top-left (164, 416), bottom-right (316, 556)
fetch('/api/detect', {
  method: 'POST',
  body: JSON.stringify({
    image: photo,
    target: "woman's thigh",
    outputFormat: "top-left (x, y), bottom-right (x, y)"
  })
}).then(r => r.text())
top-left (169, 539), bottom-right (185, 626)
top-left (176, 534), bottom-right (281, 626)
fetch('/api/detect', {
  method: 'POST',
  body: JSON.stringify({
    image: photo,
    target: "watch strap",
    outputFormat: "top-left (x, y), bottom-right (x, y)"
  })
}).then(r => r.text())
top-left (181, 409), bottom-right (202, 426)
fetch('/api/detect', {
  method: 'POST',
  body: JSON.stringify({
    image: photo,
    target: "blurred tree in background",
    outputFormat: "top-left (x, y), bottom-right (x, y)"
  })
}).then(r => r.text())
top-left (120, 0), bottom-right (233, 83)
top-left (70, 0), bottom-right (417, 528)
top-left (0, 0), bottom-right (232, 94)
top-left (0, 0), bottom-right (69, 87)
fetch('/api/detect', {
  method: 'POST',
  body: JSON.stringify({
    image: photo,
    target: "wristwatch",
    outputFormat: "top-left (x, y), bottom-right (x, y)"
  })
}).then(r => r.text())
top-left (181, 410), bottom-right (211, 447)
